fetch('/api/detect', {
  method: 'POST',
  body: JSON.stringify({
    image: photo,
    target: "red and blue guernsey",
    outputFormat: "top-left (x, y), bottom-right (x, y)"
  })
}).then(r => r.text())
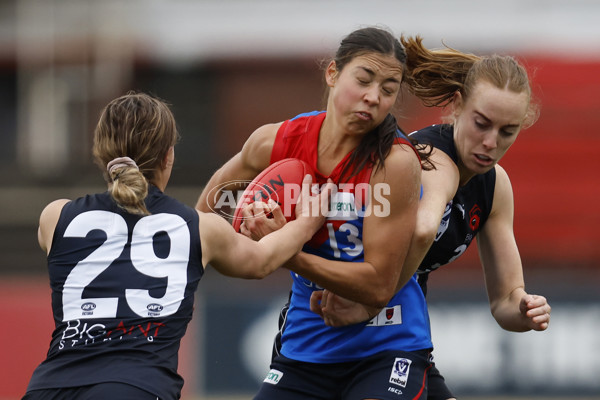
top-left (25, 185), bottom-right (203, 399)
top-left (270, 111), bottom-right (432, 363)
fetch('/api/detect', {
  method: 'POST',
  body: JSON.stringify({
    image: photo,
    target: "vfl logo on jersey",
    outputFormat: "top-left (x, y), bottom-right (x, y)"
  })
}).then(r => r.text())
top-left (366, 305), bottom-right (402, 326)
top-left (81, 302), bottom-right (96, 316)
top-left (327, 192), bottom-right (359, 221)
top-left (435, 201), bottom-right (453, 241)
top-left (389, 357), bottom-right (412, 387)
top-left (264, 369), bottom-right (283, 385)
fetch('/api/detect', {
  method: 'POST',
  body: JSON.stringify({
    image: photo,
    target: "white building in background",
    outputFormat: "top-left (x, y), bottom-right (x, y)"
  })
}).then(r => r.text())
top-left (4, 0), bottom-right (600, 178)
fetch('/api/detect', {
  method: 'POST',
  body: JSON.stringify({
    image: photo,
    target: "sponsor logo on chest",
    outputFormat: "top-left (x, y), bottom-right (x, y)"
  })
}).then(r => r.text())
top-left (328, 191), bottom-right (359, 221)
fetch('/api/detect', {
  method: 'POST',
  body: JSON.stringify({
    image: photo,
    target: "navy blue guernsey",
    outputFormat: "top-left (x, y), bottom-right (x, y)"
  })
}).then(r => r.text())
top-left (410, 124), bottom-right (496, 296)
top-left (26, 185), bottom-right (203, 399)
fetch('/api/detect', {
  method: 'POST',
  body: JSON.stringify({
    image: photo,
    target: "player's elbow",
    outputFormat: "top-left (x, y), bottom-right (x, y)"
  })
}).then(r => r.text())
top-left (368, 283), bottom-right (397, 308)
top-left (412, 219), bottom-right (438, 249)
top-left (215, 253), bottom-right (273, 280)
top-left (248, 267), bottom-right (272, 280)
top-left (230, 268), bottom-right (270, 280)
top-left (489, 302), bottom-right (529, 332)
top-left (243, 251), bottom-right (279, 279)
top-left (239, 261), bottom-right (272, 280)
top-left (489, 304), bottom-right (505, 327)
top-left (491, 312), bottom-right (529, 332)
top-left (370, 295), bottom-right (392, 309)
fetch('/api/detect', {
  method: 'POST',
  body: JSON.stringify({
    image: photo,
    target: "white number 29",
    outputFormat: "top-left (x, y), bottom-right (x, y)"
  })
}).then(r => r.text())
top-left (61, 210), bottom-right (190, 321)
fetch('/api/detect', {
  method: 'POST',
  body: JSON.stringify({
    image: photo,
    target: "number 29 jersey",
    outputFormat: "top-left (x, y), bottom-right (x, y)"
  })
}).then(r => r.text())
top-left (26, 185), bottom-right (203, 400)
top-left (270, 111), bottom-right (432, 363)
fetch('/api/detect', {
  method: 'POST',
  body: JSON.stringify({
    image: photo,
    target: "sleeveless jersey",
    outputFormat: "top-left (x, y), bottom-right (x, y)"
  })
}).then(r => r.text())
top-left (409, 124), bottom-right (496, 295)
top-left (26, 185), bottom-right (204, 400)
top-left (270, 111), bottom-right (432, 363)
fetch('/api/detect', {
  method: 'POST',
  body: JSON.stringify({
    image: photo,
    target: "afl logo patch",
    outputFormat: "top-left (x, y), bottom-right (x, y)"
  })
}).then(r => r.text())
top-left (81, 302), bottom-right (96, 311)
top-left (147, 303), bottom-right (164, 312)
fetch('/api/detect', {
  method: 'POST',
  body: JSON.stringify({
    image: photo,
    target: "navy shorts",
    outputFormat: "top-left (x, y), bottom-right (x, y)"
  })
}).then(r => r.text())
top-left (427, 360), bottom-right (455, 400)
top-left (271, 297), bottom-right (454, 400)
top-left (254, 349), bottom-right (432, 400)
top-left (22, 382), bottom-right (160, 400)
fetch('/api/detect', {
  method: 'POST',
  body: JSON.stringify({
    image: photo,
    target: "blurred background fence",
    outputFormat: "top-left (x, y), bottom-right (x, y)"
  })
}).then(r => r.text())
top-left (1, 1), bottom-right (599, 399)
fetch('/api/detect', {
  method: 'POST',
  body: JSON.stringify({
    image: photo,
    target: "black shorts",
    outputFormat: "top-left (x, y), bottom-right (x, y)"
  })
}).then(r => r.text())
top-left (427, 359), bottom-right (455, 400)
top-left (22, 382), bottom-right (160, 400)
top-left (254, 350), bottom-right (432, 400)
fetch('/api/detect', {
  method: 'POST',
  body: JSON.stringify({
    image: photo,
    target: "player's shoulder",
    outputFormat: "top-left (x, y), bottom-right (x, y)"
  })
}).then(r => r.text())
top-left (251, 121), bottom-right (284, 138)
top-left (241, 122), bottom-right (283, 171)
top-left (40, 199), bottom-right (71, 224)
top-left (409, 123), bottom-right (448, 138)
top-left (38, 198), bottom-right (71, 253)
top-left (387, 140), bottom-right (422, 170)
top-left (371, 144), bottom-right (421, 187)
top-left (494, 163), bottom-right (508, 179)
top-left (492, 163), bottom-right (512, 193)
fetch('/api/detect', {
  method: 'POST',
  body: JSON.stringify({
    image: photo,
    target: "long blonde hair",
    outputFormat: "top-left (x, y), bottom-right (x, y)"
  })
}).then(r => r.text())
top-left (401, 35), bottom-right (540, 128)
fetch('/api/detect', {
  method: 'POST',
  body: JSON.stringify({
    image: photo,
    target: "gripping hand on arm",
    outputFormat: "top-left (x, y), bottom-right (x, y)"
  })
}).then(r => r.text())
top-left (200, 174), bottom-right (333, 279)
top-left (311, 148), bottom-right (459, 325)
top-left (286, 145), bottom-right (423, 308)
top-left (310, 289), bottom-right (380, 327)
top-left (239, 199), bottom-right (287, 240)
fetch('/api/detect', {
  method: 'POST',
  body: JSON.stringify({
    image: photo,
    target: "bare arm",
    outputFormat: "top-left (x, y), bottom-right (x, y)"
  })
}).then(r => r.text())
top-left (196, 123), bottom-right (281, 212)
top-left (478, 165), bottom-right (551, 332)
top-left (395, 148), bottom-right (459, 290)
top-left (312, 148), bottom-right (459, 324)
top-left (287, 145), bottom-right (422, 308)
top-left (38, 199), bottom-right (71, 255)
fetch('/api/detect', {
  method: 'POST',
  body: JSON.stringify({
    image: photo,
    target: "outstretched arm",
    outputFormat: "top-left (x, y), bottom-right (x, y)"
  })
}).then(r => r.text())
top-left (200, 175), bottom-right (334, 279)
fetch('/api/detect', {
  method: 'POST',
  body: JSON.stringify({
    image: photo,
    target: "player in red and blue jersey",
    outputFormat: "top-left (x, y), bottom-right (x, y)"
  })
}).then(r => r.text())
top-left (197, 27), bottom-right (437, 399)
top-left (270, 111), bottom-right (432, 366)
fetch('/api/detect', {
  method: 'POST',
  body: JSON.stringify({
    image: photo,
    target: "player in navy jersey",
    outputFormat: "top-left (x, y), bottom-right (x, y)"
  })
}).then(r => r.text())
top-left (197, 27), bottom-right (439, 400)
top-left (311, 37), bottom-right (552, 399)
top-left (22, 92), bottom-right (331, 400)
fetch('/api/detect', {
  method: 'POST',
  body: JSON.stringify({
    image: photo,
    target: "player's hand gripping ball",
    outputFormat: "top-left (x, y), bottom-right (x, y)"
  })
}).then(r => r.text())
top-left (232, 158), bottom-right (316, 232)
